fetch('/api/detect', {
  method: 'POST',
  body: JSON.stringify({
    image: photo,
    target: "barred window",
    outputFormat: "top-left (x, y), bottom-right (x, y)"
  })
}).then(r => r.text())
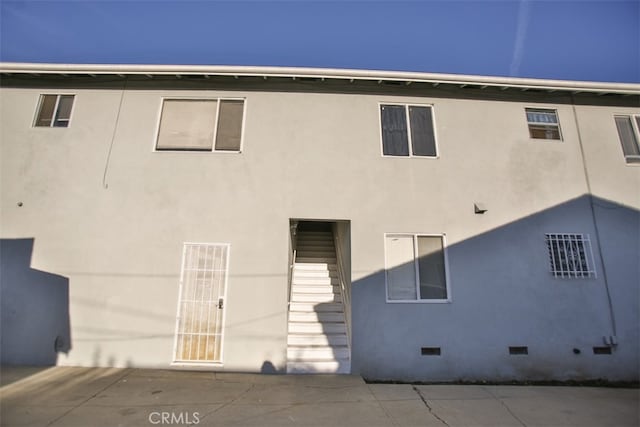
top-left (545, 234), bottom-right (596, 278)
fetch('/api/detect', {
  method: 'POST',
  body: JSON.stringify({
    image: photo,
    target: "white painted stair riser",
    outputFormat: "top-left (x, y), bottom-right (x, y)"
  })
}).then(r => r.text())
top-left (287, 347), bottom-right (350, 360)
top-left (289, 311), bottom-right (344, 322)
top-left (286, 361), bottom-right (351, 374)
top-left (289, 302), bottom-right (343, 312)
top-left (293, 277), bottom-right (339, 285)
top-left (287, 334), bottom-right (349, 346)
top-left (293, 269), bottom-right (330, 279)
top-left (290, 293), bottom-right (342, 303)
top-left (288, 322), bottom-right (347, 334)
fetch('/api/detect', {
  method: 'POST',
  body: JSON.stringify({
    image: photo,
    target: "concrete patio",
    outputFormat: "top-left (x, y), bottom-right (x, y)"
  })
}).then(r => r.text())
top-left (1, 367), bottom-right (638, 426)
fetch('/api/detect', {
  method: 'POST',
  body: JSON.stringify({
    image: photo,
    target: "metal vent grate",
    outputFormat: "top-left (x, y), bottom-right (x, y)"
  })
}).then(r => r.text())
top-left (545, 233), bottom-right (596, 278)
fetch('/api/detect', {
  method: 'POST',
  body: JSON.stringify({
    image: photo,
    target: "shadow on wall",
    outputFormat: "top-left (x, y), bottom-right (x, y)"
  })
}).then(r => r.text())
top-left (350, 195), bottom-right (640, 382)
top-left (1, 238), bottom-right (71, 365)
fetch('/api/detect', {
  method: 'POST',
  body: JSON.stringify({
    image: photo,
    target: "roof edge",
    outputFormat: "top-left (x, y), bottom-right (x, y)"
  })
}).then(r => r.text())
top-left (1, 62), bottom-right (639, 95)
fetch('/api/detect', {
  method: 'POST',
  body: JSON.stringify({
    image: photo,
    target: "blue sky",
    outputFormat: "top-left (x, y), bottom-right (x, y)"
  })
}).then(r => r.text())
top-left (1, 0), bottom-right (638, 83)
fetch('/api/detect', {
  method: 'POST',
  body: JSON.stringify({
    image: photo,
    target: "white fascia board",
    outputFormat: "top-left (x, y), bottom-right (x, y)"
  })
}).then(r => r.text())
top-left (1, 62), bottom-right (639, 95)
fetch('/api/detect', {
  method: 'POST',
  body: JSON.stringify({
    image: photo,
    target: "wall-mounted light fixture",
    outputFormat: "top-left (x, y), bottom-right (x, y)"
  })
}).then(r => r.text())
top-left (474, 202), bottom-right (487, 214)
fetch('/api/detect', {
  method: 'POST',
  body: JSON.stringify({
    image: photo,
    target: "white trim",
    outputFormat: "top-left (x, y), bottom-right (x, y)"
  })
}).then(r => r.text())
top-left (384, 232), bottom-right (451, 303)
top-left (3, 62), bottom-right (639, 95)
top-left (153, 97), bottom-right (245, 153)
top-left (378, 102), bottom-right (439, 158)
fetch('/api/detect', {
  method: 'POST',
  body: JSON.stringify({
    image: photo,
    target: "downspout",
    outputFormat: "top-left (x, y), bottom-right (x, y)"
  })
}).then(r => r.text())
top-left (570, 96), bottom-right (618, 346)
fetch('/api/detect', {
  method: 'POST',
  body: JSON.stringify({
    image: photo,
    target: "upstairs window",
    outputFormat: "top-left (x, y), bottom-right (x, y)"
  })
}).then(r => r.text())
top-left (525, 108), bottom-right (562, 140)
top-left (613, 115), bottom-right (640, 164)
top-left (34, 94), bottom-right (74, 127)
top-left (380, 104), bottom-right (437, 157)
top-left (385, 234), bottom-right (449, 302)
top-left (156, 98), bottom-right (245, 152)
top-left (545, 233), bottom-right (596, 278)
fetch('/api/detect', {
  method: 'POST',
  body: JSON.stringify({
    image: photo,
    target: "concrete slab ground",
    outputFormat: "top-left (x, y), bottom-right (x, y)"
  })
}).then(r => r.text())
top-left (0, 367), bottom-right (638, 427)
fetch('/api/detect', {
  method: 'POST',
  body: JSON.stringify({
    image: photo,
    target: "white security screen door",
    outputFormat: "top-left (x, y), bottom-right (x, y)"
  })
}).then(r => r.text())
top-left (173, 243), bottom-right (229, 363)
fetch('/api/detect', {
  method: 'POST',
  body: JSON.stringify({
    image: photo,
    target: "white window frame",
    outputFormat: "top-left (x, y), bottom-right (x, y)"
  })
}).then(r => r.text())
top-left (154, 97), bottom-right (246, 153)
top-left (33, 94), bottom-right (75, 128)
top-left (545, 233), bottom-right (597, 279)
top-left (171, 242), bottom-right (230, 366)
top-left (384, 233), bottom-right (451, 303)
top-left (525, 107), bottom-right (563, 141)
top-left (378, 103), bottom-right (439, 158)
top-left (613, 114), bottom-right (640, 164)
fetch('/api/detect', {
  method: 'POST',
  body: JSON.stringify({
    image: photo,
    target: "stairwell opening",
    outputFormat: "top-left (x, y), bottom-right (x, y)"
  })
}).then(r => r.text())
top-left (287, 219), bottom-right (351, 374)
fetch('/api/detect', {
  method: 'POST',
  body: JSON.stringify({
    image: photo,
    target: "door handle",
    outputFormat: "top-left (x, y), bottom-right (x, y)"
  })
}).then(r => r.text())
top-left (218, 298), bottom-right (224, 309)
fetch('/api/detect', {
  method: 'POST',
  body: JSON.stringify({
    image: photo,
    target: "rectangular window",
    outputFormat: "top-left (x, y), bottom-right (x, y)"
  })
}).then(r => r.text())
top-left (525, 108), bottom-right (562, 140)
top-left (385, 234), bottom-right (449, 301)
top-left (156, 99), bottom-right (244, 152)
top-left (613, 115), bottom-right (640, 164)
top-left (34, 94), bottom-right (74, 127)
top-left (380, 104), bottom-right (437, 157)
top-left (545, 233), bottom-right (596, 278)
top-left (174, 243), bottom-right (229, 363)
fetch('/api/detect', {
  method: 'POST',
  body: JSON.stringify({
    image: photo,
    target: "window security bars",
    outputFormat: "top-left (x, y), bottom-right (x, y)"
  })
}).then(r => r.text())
top-left (174, 243), bottom-right (229, 363)
top-left (545, 234), bottom-right (596, 278)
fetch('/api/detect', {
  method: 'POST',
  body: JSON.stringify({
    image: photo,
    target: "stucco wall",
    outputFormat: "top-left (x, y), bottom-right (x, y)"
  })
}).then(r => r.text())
top-left (1, 84), bottom-right (638, 380)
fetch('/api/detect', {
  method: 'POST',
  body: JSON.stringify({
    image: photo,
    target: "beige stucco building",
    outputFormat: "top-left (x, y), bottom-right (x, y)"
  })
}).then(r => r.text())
top-left (1, 63), bottom-right (638, 381)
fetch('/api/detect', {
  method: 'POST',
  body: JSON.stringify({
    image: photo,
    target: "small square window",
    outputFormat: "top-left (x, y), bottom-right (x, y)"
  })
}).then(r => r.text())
top-left (156, 98), bottom-right (244, 152)
top-left (545, 233), bottom-right (596, 278)
top-left (34, 94), bottom-right (75, 127)
top-left (525, 108), bottom-right (562, 140)
top-left (380, 104), bottom-right (437, 157)
top-left (385, 234), bottom-right (449, 301)
top-left (613, 115), bottom-right (640, 164)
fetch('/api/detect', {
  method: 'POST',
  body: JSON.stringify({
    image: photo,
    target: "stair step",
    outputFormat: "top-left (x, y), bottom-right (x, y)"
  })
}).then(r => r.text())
top-left (287, 346), bottom-right (350, 360)
top-left (292, 285), bottom-right (340, 295)
top-left (292, 277), bottom-right (339, 286)
top-left (290, 293), bottom-right (342, 303)
top-left (293, 270), bottom-right (331, 278)
top-left (289, 302), bottom-right (344, 312)
top-left (294, 263), bottom-right (337, 271)
top-left (289, 311), bottom-right (344, 322)
top-left (287, 333), bottom-right (349, 346)
top-left (297, 239), bottom-right (334, 245)
top-left (297, 252), bottom-right (336, 259)
top-left (297, 242), bottom-right (334, 247)
top-left (297, 231), bottom-right (333, 236)
top-left (286, 360), bottom-right (351, 374)
top-left (295, 257), bottom-right (337, 263)
top-left (288, 322), bottom-right (347, 334)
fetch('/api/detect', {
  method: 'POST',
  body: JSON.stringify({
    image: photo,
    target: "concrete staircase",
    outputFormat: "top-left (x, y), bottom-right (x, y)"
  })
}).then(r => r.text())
top-left (287, 230), bottom-right (350, 374)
